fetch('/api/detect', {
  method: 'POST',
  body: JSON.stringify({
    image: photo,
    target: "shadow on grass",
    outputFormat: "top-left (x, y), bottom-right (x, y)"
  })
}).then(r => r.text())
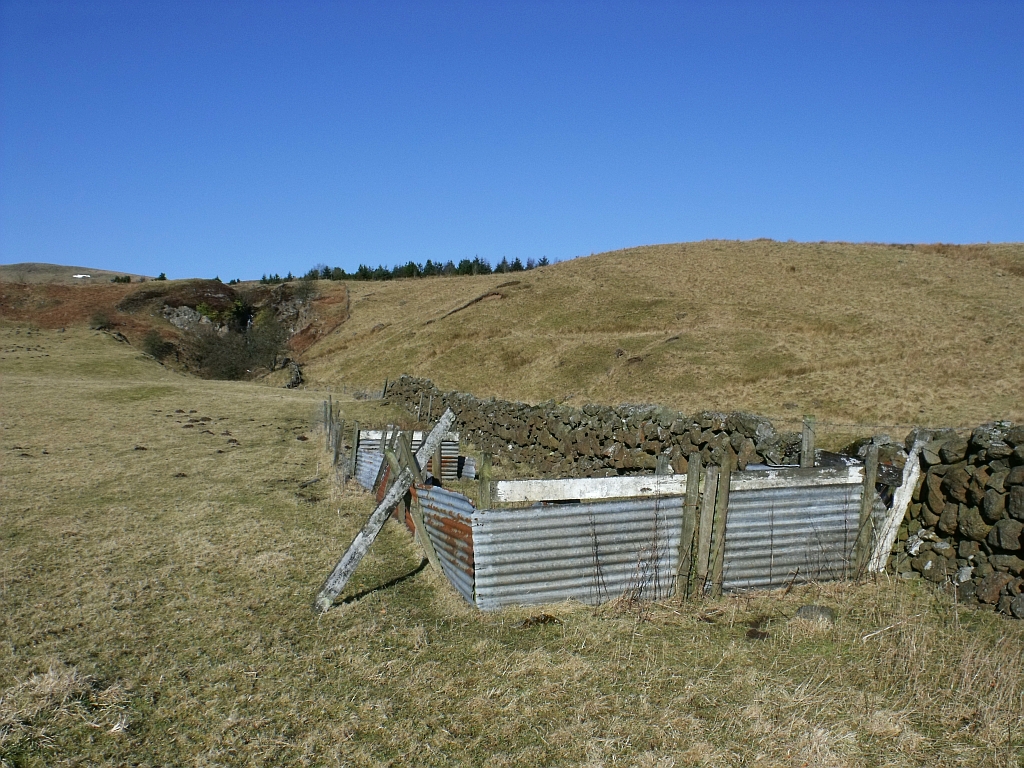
top-left (339, 558), bottom-right (429, 605)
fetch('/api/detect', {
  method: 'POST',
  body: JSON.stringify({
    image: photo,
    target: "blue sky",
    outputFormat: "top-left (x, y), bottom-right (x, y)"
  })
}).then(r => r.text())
top-left (1, 1), bottom-right (1021, 280)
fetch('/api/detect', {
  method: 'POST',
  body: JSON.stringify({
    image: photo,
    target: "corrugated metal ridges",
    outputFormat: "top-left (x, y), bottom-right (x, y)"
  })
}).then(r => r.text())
top-left (354, 448), bottom-right (384, 490)
top-left (416, 485), bottom-right (476, 605)
top-left (356, 432), bottom-right (460, 481)
top-left (472, 497), bottom-right (683, 611)
top-left (440, 440), bottom-right (459, 482)
top-left (722, 482), bottom-right (862, 591)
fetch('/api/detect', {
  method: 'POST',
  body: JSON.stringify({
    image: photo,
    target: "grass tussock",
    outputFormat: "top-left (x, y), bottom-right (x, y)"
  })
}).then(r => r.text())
top-left (2, 321), bottom-right (1023, 766)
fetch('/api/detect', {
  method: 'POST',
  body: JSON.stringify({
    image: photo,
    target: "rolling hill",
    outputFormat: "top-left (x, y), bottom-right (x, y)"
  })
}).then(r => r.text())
top-left (300, 240), bottom-right (1024, 439)
top-left (0, 261), bottom-right (152, 285)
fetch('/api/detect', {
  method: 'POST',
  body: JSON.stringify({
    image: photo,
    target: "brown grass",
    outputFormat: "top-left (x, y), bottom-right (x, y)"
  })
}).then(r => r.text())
top-left (2, 320), bottom-right (1023, 766)
top-left (300, 240), bottom-right (1024, 448)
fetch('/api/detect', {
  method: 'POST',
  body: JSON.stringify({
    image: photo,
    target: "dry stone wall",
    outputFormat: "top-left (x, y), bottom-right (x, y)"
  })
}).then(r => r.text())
top-left (385, 375), bottom-right (802, 476)
top-left (895, 423), bottom-right (1024, 618)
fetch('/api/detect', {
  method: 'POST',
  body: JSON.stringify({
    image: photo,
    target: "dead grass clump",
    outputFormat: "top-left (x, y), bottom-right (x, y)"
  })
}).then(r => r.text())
top-left (0, 662), bottom-right (131, 765)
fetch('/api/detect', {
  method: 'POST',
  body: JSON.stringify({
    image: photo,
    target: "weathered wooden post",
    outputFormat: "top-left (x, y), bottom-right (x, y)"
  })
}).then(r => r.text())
top-left (333, 419), bottom-right (345, 467)
top-left (709, 464), bottom-right (732, 598)
top-left (479, 452), bottom-right (492, 509)
top-left (432, 441), bottom-right (442, 481)
top-left (391, 434), bottom-right (442, 574)
top-left (801, 415), bottom-right (816, 468)
top-left (677, 452), bottom-right (701, 599)
top-left (348, 421), bottom-right (360, 478)
top-left (417, 392), bottom-right (424, 422)
top-left (868, 439), bottom-right (924, 573)
top-left (694, 464), bottom-right (720, 596)
top-left (854, 443), bottom-right (879, 577)
top-left (655, 454), bottom-right (671, 475)
top-left (314, 411), bottom-right (455, 612)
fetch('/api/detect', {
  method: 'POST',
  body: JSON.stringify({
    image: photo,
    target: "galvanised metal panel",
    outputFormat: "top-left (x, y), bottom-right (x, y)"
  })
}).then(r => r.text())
top-left (416, 485), bottom-right (475, 604)
top-left (721, 481), bottom-right (862, 591)
top-left (354, 448), bottom-right (384, 490)
top-left (357, 432), bottom-right (460, 482)
top-left (472, 496), bottom-right (683, 611)
top-left (441, 441), bottom-right (459, 483)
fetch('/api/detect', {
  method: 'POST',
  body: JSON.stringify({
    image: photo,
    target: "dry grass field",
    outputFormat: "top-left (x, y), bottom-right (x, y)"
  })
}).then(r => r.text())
top-left (2, 320), bottom-right (1023, 767)
top-left (303, 240), bottom-right (1024, 447)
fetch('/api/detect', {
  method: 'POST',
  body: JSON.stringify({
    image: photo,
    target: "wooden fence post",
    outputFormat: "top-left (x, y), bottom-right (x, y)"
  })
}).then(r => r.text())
top-left (348, 421), bottom-right (360, 478)
top-left (333, 419), bottom-right (344, 466)
top-left (479, 453), bottom-right (492, 509)
top-left (694, 464), bottom-right (720, 596)
top-left (314, 412), bottom-right (455, 612)
top-left (709, 464), bottom-right (732, 598)
top-left (392, 436), bottom-right (442, 575)
top-left (677, 452), bottom-right (701, 599)
top-left (854, 443), bottom-right (879, 577)
top-left (868, 439), bottom-right (924, 573)
top-left (432, 442), bottom-right (442, 481)
top-left (397, 433), bottom-right (423, 485)
top-left (801, 415), bottom-right (816, 468)
top-left (313, 467), bottom-right (413, 613)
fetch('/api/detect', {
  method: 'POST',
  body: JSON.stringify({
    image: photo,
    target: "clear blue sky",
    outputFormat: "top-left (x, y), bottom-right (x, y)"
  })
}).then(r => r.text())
top-left (2, 1), bottom-right (1021, 279)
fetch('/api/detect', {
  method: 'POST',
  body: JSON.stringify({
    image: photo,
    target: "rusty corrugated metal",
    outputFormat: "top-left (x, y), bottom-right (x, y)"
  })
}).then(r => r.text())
top-left (721, 480), bottom-right (862, 591)
top-left (472, 496), bottom-right (683, 611)
top-left (415, 485), bottom-right (475, 604)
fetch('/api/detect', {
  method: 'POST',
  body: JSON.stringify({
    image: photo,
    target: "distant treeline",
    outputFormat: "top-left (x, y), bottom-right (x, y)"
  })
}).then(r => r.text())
top-left (260, 256), bottom-right (549, 284)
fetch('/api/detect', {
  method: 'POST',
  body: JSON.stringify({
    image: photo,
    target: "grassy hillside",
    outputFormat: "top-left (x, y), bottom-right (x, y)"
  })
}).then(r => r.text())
top-left (3, 320), bottom-right (1023, 766)
top-left (0, 262), bottom-right (151, 285)
top-left (303, 241), bottom-right (1024, 441)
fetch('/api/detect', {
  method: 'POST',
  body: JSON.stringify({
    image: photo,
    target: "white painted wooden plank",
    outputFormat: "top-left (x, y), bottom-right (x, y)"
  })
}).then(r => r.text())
top-left (490, 465), bottom-right (863, 504)
top-left (492, 475), bottom-right (688, 503)
top-left (729, 465), bottom-right (865, 491)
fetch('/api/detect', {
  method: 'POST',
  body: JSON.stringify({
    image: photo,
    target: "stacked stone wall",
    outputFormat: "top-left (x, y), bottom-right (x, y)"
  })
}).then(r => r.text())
top-left (385, 375), bottom-right (802, 476)
top-left (896, 424), bottom-right (1024, 618)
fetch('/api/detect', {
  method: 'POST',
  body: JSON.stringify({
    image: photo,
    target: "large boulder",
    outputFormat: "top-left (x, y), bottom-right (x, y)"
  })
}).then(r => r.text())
top-left (937, 503), bottom-right (959, 536)
top-left (988, 519), bottom-right (1023, 552)
top-left (958, 505), bottom-right (992, 542)
top-left (1010, 486), bottom-right (1024, 521)
top-left (975, 572), bottom-right (1013, 604)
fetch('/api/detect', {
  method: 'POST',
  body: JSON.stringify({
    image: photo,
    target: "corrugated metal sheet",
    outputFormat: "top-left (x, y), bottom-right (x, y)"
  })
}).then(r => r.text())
top-left (354, 447), bottom-right (384, 490)
top-left (721, 480), bottom-right (862, 591)
top-left (473, 496), bottom-right (683, 611)
top-left (416, 485), bottom-right (475, 605)
top-left (441, 440), bottom-right (459, 483)
top-left (357, 430), bottom-right (460, 482)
